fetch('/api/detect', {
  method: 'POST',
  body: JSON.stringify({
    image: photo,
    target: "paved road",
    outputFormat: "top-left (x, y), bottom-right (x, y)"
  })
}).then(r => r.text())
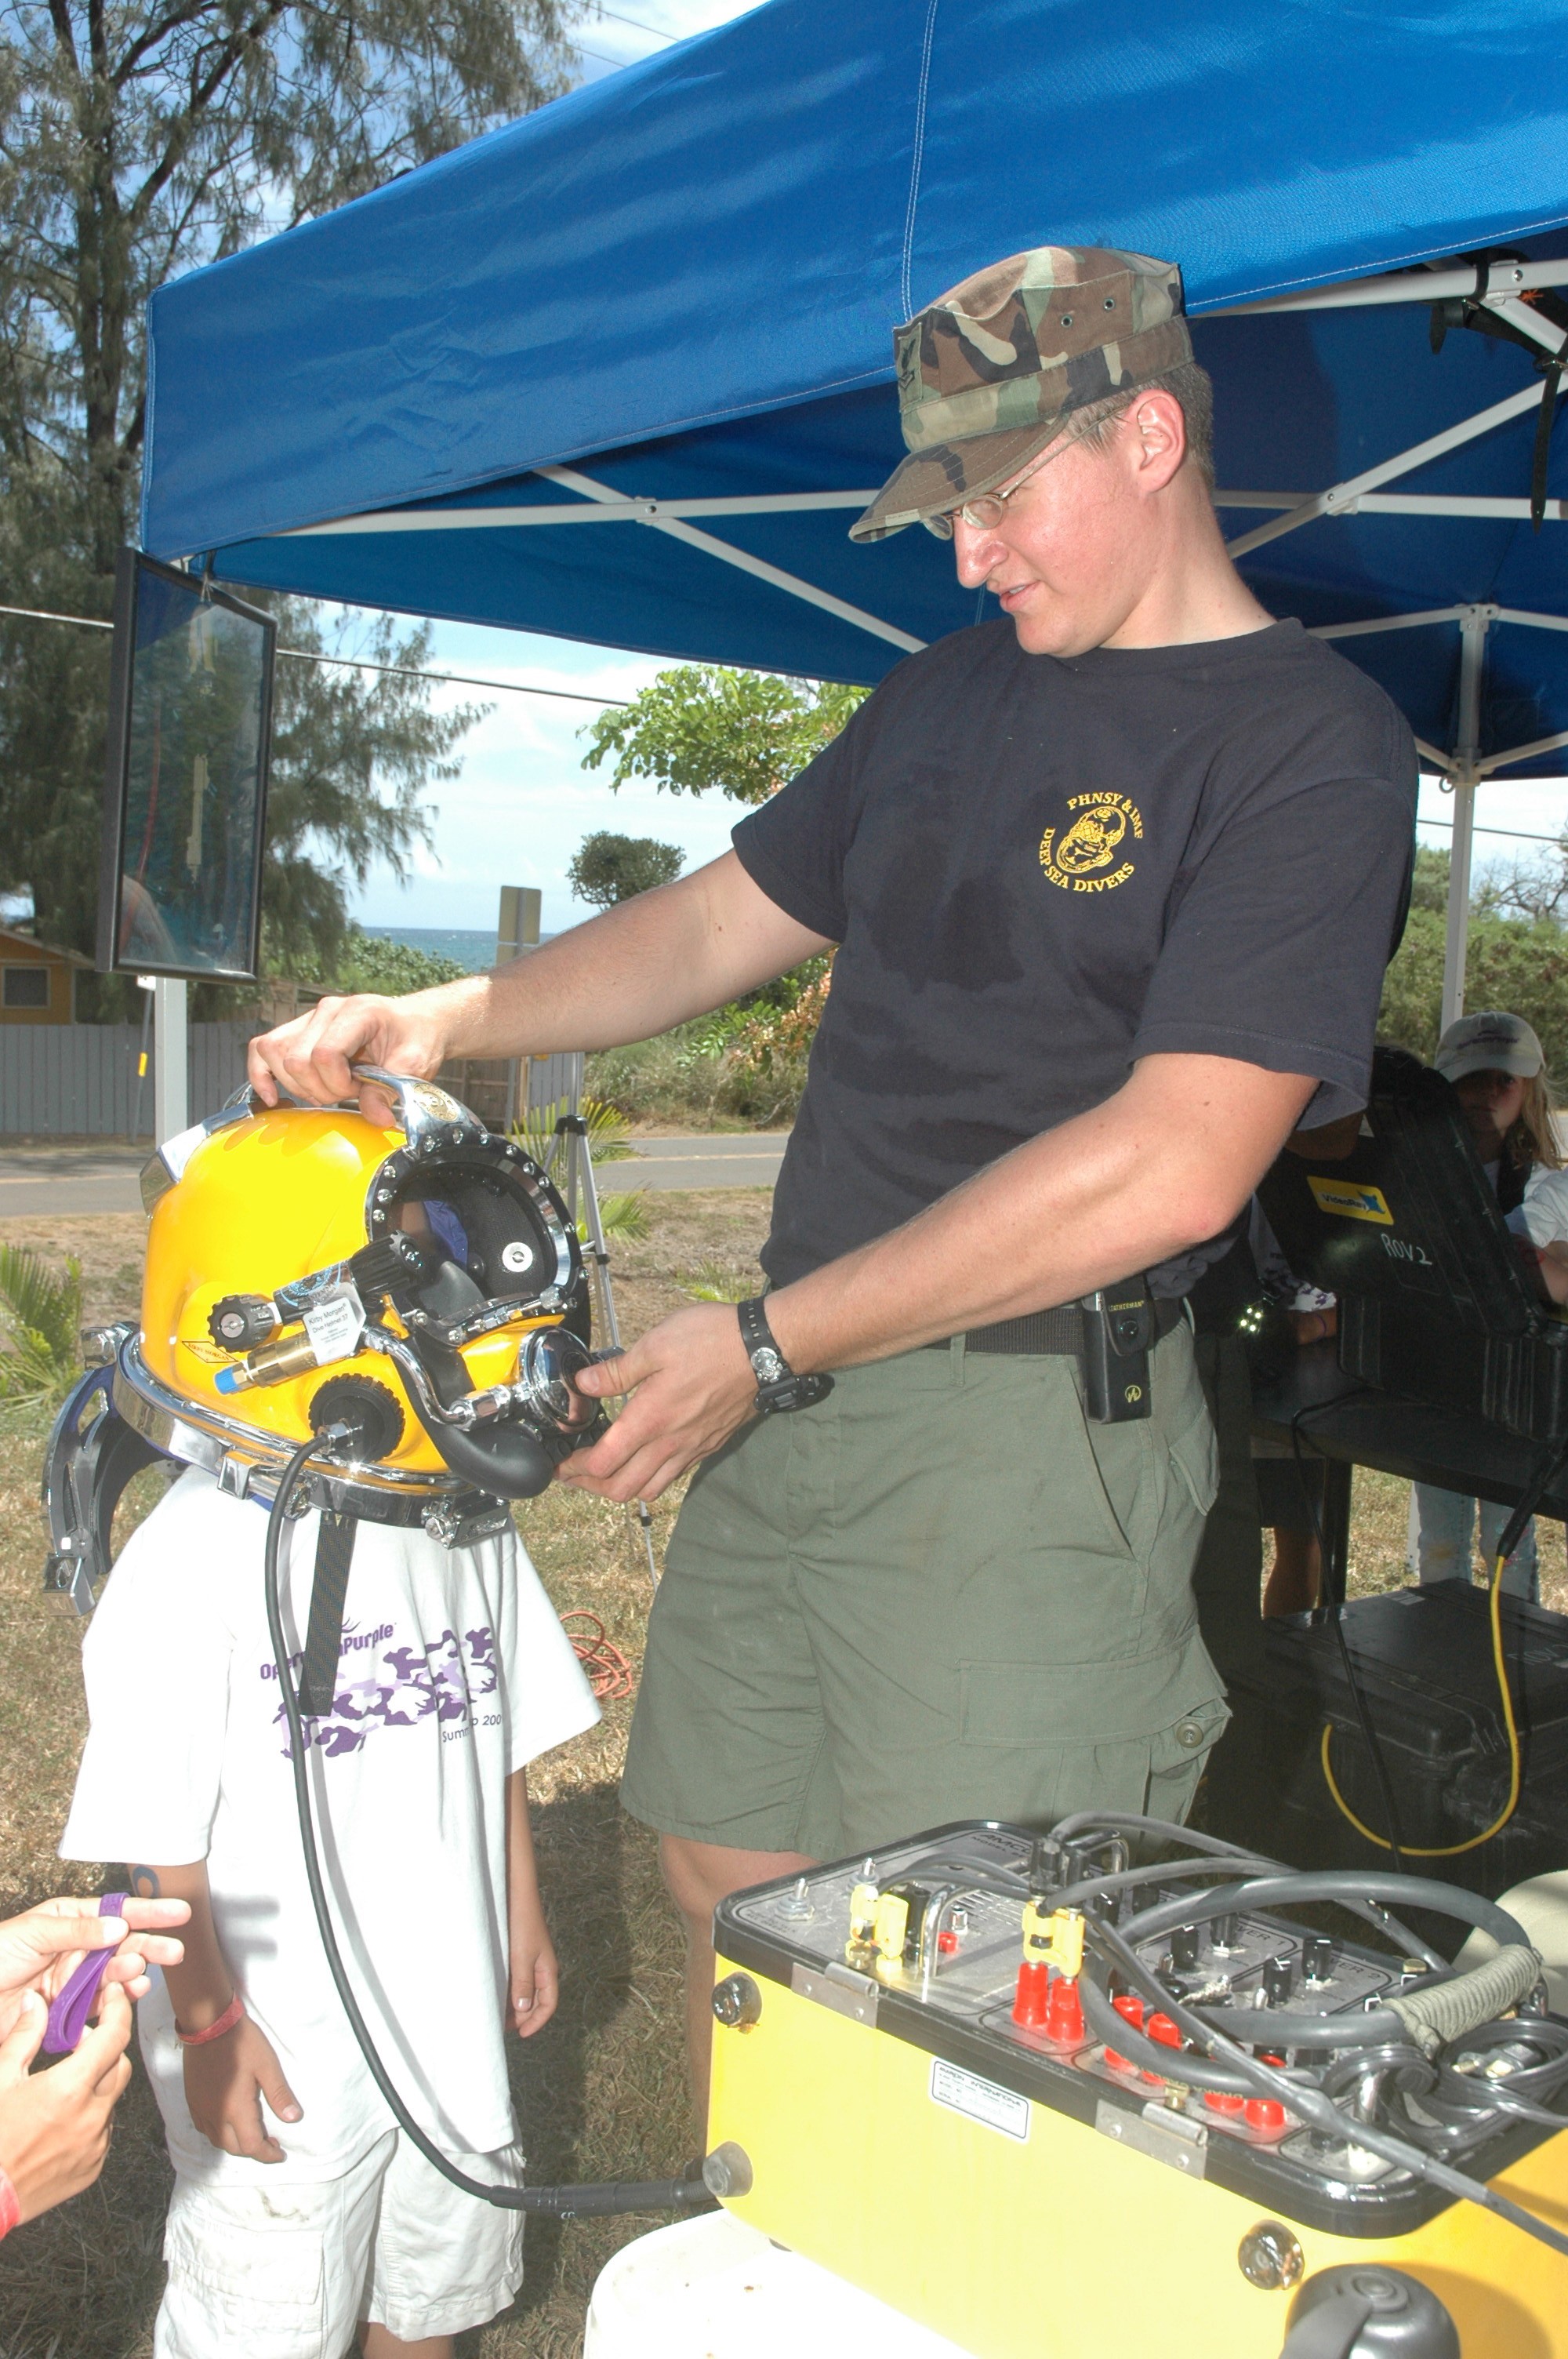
top-left (0, 1133), bottom-right (788, 1219)
top-left (620, 1132), bottom-right (789, 1192)
top-left (0, 1147), bottom-right (147, 1219)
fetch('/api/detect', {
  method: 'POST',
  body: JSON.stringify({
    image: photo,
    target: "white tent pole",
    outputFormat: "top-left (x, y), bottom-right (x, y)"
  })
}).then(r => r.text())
top-left (153, 977), bottom-right (189, 1143)
top-left (1440, 606), bottom-right (1490, 1035)
top-left (288, 489), bottom-right (1568, 535)
top-left (537, 464), bottom-right (926, 655)
top-left (1308, 605), bottom-right (1468, 640)
top-left (287, 489), bottom-right (883, 536)
top-left (1211, 258), bottom-right (1568, 317)
top-left (1219, 493), bottom-right (1568, 522)
top-left (1225, 380), bottom-right (1555, 560)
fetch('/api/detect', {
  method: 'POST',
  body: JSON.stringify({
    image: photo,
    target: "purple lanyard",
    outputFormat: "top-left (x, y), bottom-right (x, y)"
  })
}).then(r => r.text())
top-left (43, 1894), bottom-right (128, 2055)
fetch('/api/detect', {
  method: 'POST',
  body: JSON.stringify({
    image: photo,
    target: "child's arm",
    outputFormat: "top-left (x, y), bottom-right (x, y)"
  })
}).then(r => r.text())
top-left (504, 1774), bottom-right (559, 2040)
top-left (1537, 1240), bottom-right (1568, 1303)
top-left (141, 1863), bottom-right (303, 2163)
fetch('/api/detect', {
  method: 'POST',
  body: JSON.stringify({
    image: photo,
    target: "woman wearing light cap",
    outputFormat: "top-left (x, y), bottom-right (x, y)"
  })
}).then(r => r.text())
top-left (1415, 1009), bottom-right (1565, 1600)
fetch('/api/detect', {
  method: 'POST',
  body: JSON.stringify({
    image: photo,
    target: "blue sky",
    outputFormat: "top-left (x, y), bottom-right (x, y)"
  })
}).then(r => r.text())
top-left (349, 0), bottom-right (1568, 941)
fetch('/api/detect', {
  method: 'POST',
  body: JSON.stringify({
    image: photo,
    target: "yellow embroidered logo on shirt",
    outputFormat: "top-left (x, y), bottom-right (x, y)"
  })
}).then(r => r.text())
top-left (1040, 794), bottom-right (1144, 892)
top-left (1308, 1175), bottom-right (1394, 1226)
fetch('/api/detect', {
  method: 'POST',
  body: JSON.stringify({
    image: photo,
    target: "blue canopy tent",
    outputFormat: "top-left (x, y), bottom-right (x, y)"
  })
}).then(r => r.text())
top-left (141, 0), bottom-right (1568, 1021)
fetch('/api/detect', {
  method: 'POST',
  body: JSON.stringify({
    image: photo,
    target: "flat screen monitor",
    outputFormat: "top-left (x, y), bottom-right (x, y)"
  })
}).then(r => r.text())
top-left (97, 548), bottom-right (274, 980)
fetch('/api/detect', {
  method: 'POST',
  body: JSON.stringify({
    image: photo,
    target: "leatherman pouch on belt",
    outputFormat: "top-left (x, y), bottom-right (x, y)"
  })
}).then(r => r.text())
top-left (1078, 1278), bottom-right (1156, 1423)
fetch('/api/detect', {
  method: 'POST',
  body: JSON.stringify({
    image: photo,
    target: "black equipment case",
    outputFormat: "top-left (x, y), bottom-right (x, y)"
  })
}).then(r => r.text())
top-left (1204, 1581), bottom-right (1568, 1906)
top-left (1258, 1046), bottom-right (1568, 1438)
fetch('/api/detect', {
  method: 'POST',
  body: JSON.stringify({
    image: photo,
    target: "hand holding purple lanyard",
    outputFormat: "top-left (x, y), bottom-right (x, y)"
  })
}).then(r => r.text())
top-left (42, 1896), bottom-right (129, 2055)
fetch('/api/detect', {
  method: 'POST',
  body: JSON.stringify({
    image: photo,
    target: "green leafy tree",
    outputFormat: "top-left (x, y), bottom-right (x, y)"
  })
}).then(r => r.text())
top-left (331, 925), bottom-right (467, 995)
top-left (1379, 895), bottom-right (1568, 1084)
top-left (568, 831), bottom-right (684, 909)
top-left (260, 604), bottom-right (485, 977)
top-left (0, 0), bottom-right (582, 965)
top-left (579, 666), bottom-right (868, 805)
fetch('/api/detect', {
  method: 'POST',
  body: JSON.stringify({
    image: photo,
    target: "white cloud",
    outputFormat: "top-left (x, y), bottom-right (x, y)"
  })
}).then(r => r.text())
top-left (352, 620), bottom-right (747, 935)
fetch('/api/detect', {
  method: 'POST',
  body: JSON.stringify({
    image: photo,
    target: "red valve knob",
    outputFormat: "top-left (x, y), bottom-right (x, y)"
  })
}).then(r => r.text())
top-left (1203, 2088), bottom-right (1246, 2115)
top-left (1244, 2095), bottom-right (1286, 2134)
top-left (1105, 1993), bottom-right (1142, 2072)
top-left (1146, 2011), bottom-right (1181, 2048)
top-left (1044, 1973), bottom-right (1085, 2046)
top-left (1011, 1959), bottom-right (1051, 2030)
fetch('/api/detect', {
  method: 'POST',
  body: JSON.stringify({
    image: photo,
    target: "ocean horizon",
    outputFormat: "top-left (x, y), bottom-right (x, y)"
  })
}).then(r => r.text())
top-left (362, 924), bottom-right (502, 972)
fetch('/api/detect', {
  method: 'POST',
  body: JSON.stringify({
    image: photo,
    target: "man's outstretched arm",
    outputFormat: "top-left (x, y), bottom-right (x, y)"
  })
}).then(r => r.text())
top-left (564, 1052), bottom-right (1317, 1502)
top-left (247, 852), bottom-right (829, 1107)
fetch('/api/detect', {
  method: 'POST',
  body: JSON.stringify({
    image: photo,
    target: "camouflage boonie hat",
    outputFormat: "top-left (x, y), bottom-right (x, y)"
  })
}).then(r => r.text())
top-left (850, 245), bottom-right (1193, 542)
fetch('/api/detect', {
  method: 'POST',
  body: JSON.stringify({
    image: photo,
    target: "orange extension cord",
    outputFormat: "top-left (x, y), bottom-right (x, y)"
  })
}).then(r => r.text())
top-left (560, 1609), bottom-right (637, 1700)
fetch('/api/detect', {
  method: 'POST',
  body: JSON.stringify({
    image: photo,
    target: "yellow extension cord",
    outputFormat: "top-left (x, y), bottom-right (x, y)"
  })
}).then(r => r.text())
top-left (1321, 1552), bottom-right (1523, 1857)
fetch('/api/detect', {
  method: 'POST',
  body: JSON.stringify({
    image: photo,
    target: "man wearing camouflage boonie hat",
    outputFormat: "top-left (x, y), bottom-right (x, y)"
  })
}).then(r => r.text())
top-left (252, 243), bottom-right (1419, 2109)
top-left (851, 245), bottom-right (1194, 541)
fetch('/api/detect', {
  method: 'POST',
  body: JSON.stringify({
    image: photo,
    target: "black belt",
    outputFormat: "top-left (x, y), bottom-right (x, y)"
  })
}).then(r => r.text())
top-left (925, 1297), bottom-right (1187, 1357)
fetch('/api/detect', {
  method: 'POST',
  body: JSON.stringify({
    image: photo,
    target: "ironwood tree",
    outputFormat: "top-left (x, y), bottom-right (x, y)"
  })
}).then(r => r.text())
top-left (0, 0), bottom-right (583, 969)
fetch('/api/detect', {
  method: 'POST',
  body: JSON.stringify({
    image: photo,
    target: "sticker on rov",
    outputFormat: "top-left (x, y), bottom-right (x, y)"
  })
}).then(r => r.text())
top-left (929, 2058), bottom-right (1030, 2143)
top-left (1307, 1176), bottom-right (1393, 1226)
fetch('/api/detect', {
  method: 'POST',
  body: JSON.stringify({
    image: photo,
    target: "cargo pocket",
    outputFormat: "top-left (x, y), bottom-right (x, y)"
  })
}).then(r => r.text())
top-left (162, 2205), bottom-right (328, 2358)
top-left (1167, 1400), bottom-right (1219, 1521)
top-left (1145, 1696), bottom-right (1232, 1825)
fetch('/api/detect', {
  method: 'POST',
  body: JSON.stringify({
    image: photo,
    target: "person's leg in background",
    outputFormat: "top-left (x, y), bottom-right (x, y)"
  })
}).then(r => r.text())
top-left (1256, 1454), bottom-right (1325, 1616)
top-left (1414, 1484), bottom-right (1479, 1584)
top-left (1475, 1496), bottom-right (1540, 1603)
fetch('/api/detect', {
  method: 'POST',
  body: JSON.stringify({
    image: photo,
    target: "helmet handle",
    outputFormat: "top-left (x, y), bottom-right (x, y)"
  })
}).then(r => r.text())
top-left (349, 1066), bottom-right (476, 1140)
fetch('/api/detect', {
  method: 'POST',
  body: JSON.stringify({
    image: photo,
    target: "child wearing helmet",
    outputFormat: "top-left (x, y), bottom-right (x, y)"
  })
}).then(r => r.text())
top-left (60, 1473), bottom-right (597, 2359)
top-left (56, 1089), bottom-right (603, 2359)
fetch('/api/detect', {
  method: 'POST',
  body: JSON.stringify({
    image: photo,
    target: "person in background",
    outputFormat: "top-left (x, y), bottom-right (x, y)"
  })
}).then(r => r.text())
top-left (1247, 1203), bottom-right (1338, 1615)
top-left (0, 1894), bottom-right (187, 2233)
top-left (1414, 1011), bottom-right (1563, 1600)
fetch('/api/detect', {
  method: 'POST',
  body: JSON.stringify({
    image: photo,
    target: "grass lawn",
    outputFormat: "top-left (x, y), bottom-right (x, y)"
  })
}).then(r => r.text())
top-left (0, 1192), bottom-right (1561, 2355)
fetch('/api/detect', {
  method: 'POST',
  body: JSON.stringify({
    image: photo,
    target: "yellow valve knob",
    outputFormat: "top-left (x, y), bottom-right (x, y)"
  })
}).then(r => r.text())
top-left (1049, 1908), bottom-right (1086, 1979)
top-left (873, 1891), bottom-right (910, 1970)
top-left (1018, 1901), bottom-right (1085, 1976)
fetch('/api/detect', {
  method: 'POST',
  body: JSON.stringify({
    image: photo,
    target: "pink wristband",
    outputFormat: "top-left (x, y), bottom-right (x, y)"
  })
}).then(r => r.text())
top-left (0, 2165), bottom-right (20, 2238)
top-left (175, 1994), bottom-right (245, 2048)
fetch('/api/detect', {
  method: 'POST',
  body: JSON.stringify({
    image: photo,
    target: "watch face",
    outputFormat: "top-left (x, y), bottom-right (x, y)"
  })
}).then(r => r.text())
top-left (752, 1347), bottom-right (786, 1385)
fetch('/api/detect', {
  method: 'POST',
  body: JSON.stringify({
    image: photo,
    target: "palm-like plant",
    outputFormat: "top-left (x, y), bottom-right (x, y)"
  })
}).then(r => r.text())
top-left (512, 1095), bottom-right (635, 1172)
top-left (512, 1096), bottom-right (646, 1245)
top-left (0, 1245), bottom-right (84, 1409)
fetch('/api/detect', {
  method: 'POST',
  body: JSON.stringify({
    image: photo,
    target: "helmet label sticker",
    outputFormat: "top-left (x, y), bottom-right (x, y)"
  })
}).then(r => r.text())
top-left (303, 1288), bottom-right (368, 1366)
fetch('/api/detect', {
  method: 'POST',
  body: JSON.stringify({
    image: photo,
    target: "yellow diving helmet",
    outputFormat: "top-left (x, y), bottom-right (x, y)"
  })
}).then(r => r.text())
top-left (43, 1070), bottom-right (601, 1603)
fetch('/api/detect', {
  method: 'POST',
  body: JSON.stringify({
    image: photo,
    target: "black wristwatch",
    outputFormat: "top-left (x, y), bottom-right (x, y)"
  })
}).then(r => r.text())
top-left (737, 1297), bottom-right (834, 1416)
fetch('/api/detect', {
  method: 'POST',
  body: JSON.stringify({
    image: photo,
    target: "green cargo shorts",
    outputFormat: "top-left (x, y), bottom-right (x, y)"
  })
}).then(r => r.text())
top-left (619, 1321), bottom-right (1230, 1861)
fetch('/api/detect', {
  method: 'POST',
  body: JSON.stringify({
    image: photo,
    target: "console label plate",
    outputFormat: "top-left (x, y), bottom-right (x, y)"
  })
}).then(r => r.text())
top-left (930, 2058), bottom-right (1031, 2143)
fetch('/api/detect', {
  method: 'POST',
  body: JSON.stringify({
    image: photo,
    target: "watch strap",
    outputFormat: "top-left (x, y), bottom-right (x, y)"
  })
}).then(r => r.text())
top-left (737, 1296), bottom-right (786, 1382)
top-left (736, 1298), bottom-right (833, 1415)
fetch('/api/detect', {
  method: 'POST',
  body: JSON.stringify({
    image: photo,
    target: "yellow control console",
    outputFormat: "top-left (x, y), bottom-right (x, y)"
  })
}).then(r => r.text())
top-left (706, 1821), bottom-right (1568, 2359)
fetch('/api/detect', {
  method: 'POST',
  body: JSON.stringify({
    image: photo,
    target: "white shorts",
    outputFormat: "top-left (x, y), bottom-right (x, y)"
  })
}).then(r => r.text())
top-left (153, 2128), bottom-right (524, 2357)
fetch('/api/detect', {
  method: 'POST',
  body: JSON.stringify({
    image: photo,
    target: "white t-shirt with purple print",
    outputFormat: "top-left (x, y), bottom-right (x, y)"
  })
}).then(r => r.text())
top-left (64, 1467), bottom-right (598, 2181)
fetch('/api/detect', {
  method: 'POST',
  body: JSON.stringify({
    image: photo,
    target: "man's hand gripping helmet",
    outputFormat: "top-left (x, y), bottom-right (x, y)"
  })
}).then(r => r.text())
top-left (44, 1071), bottom-right (602, 1604)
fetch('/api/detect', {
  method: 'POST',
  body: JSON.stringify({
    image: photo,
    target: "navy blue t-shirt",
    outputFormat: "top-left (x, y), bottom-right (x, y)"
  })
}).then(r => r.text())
top-left (731, 616), bottom-right (1417, 1294)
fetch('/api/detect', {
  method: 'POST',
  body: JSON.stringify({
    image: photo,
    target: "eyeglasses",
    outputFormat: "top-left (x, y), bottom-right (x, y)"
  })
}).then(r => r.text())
top-left (920, 438), bottom-right (1063, 540)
